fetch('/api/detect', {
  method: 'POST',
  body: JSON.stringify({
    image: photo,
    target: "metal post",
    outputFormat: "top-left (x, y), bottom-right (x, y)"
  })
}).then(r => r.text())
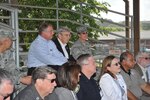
top-left (80, 3), bottom-right (83, 24)
top-left (123, 0), bottom-right (130, 50)
top-left (130, 16), bottom-right (134, 53)
top-left (56, 0), bottom-right (59, 29)
top-left (14, 9), bottom-right (19, 68)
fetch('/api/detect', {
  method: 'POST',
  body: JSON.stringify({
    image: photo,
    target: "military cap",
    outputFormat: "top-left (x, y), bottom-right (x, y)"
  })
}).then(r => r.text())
top-left (76, 26), bottom-right (87, 34)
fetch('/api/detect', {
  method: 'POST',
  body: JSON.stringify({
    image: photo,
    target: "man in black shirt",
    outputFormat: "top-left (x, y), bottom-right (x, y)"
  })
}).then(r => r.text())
top-left (76, 54), bottom-right (101, 100)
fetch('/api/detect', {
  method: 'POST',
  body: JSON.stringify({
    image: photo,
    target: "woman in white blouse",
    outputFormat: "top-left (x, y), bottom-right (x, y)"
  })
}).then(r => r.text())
top-left (99, 55), bottom-right (127, 100)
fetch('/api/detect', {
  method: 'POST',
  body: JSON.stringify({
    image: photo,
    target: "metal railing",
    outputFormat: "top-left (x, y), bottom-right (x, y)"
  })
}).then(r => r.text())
top-left (0, 4), bottom-right (20, 68)
top-left (0, 0), bottom-right (134, 67)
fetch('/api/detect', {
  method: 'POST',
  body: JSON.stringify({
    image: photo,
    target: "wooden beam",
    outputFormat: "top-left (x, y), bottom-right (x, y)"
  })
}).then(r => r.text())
top-left (123, 0), bottom-right (130, 50)
top-left (133, 0), bottom-right (140, 56)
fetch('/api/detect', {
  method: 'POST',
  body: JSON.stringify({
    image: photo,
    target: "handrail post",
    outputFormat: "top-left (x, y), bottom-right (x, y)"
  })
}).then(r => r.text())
top-left (130, 16), bottom-right (134, 53)
top-left (80, 2), bottom-right (83, 24)
top-left (56, 0), bottom-right (59, 29)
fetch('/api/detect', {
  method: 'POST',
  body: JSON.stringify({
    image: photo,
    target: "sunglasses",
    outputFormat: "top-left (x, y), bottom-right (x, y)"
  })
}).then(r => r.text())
top-left (45, 78), bottom-right (56, 83)
top-left (112, 62), bottom-right (120, 66)
top-left (81, 32), bottom-right (87, 35)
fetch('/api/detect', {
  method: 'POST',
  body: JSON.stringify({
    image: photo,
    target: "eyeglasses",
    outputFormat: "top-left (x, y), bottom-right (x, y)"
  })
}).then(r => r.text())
top-left (144, 57), bottom-right (150, 60)
top-left (45, 78), bottom-right (56, 83)
top-left (44, 30), bottom-right (54, 33)
top-left (61, 34), bottom-right (71, 37)
top-left (81, 32), bottom-right (87, 35)
top-left (140, 57), bottom-right (150, 60)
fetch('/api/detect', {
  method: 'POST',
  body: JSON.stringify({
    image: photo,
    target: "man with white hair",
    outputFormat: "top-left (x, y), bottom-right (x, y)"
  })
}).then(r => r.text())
top-left (76, 54), bottom-right (101, 100)
top-left (134, 52), bottom-right (150, 82)
top-left (0, 68), bottom-right (14, 100)
top-left (52, 27), bottom-right (75, 61)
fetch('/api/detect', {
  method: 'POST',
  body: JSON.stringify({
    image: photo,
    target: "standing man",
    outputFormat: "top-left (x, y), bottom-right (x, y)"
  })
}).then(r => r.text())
top-left (76, 54), bottom-right (101, 100)
top-left (52, 27), bottom-right (75, 61)
top-left (0, 68), bottom-right (14, 100)
top-left (27, 22), bottom-right (68, 75)
top-left (13, 67), bottom-right (57, 100)
top-left (134, 52), bottom-right (150, 82)
top-left (120, 51), bottom-right (150, 100)
top-left (71, 26), bottom-right (92, 60)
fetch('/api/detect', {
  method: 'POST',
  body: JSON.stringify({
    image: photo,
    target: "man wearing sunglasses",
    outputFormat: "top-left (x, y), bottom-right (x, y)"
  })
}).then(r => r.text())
top-left (134, 52), bottom-right (150, 82)
top-left (13, 67), bottom-right (57, 100)
top-left (71, 26), bottom-right (92, 60)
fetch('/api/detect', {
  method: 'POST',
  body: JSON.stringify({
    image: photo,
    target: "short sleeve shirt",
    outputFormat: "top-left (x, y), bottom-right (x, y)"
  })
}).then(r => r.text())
top-left (120, 66), bottom-right (145, 99)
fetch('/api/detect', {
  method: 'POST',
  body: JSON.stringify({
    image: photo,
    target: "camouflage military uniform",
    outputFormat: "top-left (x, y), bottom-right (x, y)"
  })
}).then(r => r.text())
top-left (0, 49), bottom-right (24, 91)
top-left (71, 39), bottom-right (92, 59)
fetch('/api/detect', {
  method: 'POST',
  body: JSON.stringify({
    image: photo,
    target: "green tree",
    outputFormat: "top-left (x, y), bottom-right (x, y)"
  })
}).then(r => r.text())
top-left (1, 0), bottom-right (111, 51)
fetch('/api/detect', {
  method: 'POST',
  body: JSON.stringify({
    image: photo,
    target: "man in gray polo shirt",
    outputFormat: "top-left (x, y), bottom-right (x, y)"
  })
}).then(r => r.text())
top-left (120, 51), bottom-right (150, 100)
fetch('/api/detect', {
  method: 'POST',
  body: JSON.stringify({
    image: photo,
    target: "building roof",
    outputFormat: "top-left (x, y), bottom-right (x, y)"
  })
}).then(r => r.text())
top-left (98, 30), bottom-right (150, 40)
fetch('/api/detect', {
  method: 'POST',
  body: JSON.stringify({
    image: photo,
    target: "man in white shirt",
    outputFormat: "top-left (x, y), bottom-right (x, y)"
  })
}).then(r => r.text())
top-left (52, 27), bottom-right (75, 61)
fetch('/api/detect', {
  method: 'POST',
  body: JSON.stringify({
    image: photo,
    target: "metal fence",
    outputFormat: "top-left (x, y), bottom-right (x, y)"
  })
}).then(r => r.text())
top-left (0, 0), bottom-right (134, 67)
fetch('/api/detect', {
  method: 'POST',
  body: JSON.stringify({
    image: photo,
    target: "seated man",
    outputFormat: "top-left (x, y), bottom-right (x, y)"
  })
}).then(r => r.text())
top-left (134, 52), bottom-right (150, 82)
top-left (52, 26), bottom-right (75, 62)
top-left (76, 54), bottom-right (101, 100)
top-left (0, 68), bottom-right (14, 100)
top-left (13, 67), bottom-right (57, 100)
top-left (0, 33), bottom-right (30, 88)
top-left (120, 51), bottom-right (150, 100)
top-left (71, 26), bottom-right (92, 60)
top-left (27, 22), bottom-right (68, 75)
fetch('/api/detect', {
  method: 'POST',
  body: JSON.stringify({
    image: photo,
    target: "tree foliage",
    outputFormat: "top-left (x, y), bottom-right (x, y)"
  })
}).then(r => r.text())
top-left (1, 0), bottom-right (111, 51)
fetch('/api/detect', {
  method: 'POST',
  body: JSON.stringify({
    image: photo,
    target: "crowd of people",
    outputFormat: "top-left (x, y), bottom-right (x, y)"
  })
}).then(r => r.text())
top-left (1, 22), bottom-right (150, 100)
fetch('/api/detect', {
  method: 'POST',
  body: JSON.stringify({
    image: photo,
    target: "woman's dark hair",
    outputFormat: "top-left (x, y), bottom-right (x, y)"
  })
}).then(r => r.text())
top-left (57, 62), bottom-right (81, 90)
top-left (100, 55), bottom-right (116, 79)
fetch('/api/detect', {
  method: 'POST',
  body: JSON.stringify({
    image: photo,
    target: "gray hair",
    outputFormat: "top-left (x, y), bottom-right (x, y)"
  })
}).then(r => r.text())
top-left (57, 26), bottom-right (71, 34)
top-left (32, 66), bottom-right (56, 83)
top-left (0, 68), bottom-right (14, 85)
top-left (77, 54), bottom-right (92, 66)
top-left (135, 52), bottom-right (149, 62)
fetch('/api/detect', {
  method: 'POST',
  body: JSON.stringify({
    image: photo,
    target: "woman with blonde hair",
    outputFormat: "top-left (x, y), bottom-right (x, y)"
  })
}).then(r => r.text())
top-left (99, 55), bottom-right (127, 100)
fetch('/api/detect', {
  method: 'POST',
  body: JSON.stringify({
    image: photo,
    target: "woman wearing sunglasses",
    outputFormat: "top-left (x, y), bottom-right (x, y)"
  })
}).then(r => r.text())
top-left (99, 55), bottom-right (127, 100)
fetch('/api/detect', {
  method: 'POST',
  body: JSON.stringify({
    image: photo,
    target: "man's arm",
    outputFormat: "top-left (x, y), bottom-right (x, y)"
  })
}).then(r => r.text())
top-left (140, 83), bottom-right (150, 94)
top-left (20, 76), bottom-right (32, 85)
top-left (127, 89), bottom-right (138, 100)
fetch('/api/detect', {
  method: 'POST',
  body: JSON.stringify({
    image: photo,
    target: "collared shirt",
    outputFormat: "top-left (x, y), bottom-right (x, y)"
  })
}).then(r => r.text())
top-left (138, 63), bottom-right (148, 82)
top-left (100, 73), bottom-right (127, 100)
top-left (77, 73), bottom-right (101, 100)
top-left (120, 65), bottom-right (145, 99)
top-left (13, 84), bottom-right (43, 100)
top-left (27, 35), bottom-right (67, 67)
top-left (58, 38), bottom-right (69, 59)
